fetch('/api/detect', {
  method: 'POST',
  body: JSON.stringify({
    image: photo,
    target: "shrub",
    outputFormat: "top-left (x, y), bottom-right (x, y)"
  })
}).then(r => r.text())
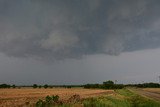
top-left (0, 84), bottom-right (11, 88)
top-left (49, 86), bottom-right (53, 88)
top-left (103, 80), bottom-right (114, 85)
top-left (38, 85), bottom-right (42, 88)
top-left (44, 84), bottom-right (48, 89)
top-left (33, 84), bottom-right (38, 88)
top-left (52, 95), bottom-right (59, 102)
top-left (66, 86), bottom-right (72, 88)
top-left (35, 95), bottom-right (60, 107)
top-left (45, 95), bottom-right (53, 104)
top-left (83, 81), bottom-right (124, 89)
top-left (36, 99), bottom-right (45, 107)
top-left (12, 84), bottom-right (16, 88)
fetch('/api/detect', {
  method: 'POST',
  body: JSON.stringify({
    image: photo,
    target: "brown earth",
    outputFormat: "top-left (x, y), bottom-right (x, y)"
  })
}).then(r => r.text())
top-left (0, 88), bottom-right (114, 107)
top-left (130, 88), bottom-right (160, 101)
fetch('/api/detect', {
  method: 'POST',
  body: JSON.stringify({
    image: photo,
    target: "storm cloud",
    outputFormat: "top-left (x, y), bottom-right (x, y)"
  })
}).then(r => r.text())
top-left (1, 0), bottom-right (160, 61)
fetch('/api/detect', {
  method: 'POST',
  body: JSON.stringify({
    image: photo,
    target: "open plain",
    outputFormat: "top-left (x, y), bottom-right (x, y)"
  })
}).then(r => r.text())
top-left (0, 88), bottom-right (114, 107)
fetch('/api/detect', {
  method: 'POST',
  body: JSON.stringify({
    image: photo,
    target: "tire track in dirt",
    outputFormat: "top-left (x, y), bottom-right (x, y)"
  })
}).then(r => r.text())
top-left (130, 88), bottom-right (160, 101)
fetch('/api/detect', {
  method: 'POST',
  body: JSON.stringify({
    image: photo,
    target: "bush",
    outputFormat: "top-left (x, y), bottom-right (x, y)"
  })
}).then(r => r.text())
top-left (33, 84), bottom-right (38, 88)
top-left (36, 99), bottom-right (45, 107)
top-left (136, 83), bottom-right (160, 88)
top-left (35, 95), bottom-right (60, 107)
top-left (66, 86), bottom-right (72, 88)
top-left (45, 95), bottom-right (53, 104)
top-left (84, 80), bottom-right (124, 89)
top-left (84, 84), bottom-right (100, 89)
top-left (49, 86), bottom-right (53, 88)
top-left (12, 84), bottom-right (16, 88)
top-left (126, 82), bottom-right (160, 88)
top-left (44, 84), bottom-right (48, 89)
top-left (38, 85), bottom-right (42, 88)
top-left (0, 84), bottom-right (11, 88)
top-left (52, 95), bottom-right (59, 102)
top-left (103, 80), bottom-right (114, 85)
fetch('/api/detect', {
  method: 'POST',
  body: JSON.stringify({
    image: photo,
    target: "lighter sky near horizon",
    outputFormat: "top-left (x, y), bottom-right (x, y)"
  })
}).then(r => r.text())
top-left (0, 48), bottom-right (160, 85)
top-left (0, 0), bottom-right (160, 85)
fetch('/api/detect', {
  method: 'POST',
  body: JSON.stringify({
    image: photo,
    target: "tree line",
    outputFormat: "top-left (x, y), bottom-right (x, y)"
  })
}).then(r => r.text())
top-left (32, 84), bottom-right (82, 89)
top-left (0, 84), bottom-right (16, 88)
top-left (83, 81), bottom-right (160, 89)
top-left (83, 80), bottom-right (124, 89)
top-left (126, 82), bottom-right (160, 88)
top-left (0, 81), bottom-right (159, 89)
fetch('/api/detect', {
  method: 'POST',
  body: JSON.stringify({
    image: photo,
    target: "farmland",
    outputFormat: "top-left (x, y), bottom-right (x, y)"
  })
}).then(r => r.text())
top-left (0, 88), bottom-right (114, 107)
top-left (0, 87), bottom-right (160, 107)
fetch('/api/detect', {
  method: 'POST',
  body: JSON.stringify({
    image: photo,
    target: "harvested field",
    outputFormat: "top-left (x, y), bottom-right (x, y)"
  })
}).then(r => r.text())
top-left (0, 88), bottom-right (114, 107)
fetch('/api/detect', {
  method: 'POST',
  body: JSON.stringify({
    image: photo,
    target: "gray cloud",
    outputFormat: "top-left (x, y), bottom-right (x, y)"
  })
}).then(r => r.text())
top-left (1, 0), bottom-right (160, 61)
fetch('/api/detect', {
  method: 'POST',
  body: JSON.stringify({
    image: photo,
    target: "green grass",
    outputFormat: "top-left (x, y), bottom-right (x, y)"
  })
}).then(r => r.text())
top-left (116, 88), bottom-right (135, 97)
top-left (81, 89), bottom-right (160, 107)
top-left (83, 96), bottom-right (130, 107)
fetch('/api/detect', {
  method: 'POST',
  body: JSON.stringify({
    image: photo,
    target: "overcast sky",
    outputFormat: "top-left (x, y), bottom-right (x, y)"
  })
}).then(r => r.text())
top-left (0, 0), bottom-right (160, 85)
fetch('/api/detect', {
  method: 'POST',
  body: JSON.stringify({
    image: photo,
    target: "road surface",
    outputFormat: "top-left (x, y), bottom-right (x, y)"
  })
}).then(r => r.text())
top-left (130, 88), bottom-right (160, 101)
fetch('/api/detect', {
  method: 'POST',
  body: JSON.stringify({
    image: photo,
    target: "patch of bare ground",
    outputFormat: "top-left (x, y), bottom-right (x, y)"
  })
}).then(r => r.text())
top-left (0, 88), bottom-right (114, 107)
top-left (130, 88), bottom-right (160, 101)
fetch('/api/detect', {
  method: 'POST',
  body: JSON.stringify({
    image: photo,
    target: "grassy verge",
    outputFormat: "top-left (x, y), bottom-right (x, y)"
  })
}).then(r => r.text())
top-left (82, 88), bottom-right (160, 107)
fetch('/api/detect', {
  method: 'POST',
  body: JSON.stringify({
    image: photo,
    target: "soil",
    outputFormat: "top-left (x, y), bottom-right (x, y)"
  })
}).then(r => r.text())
top-left (131, 88), bottom-right (160, 101)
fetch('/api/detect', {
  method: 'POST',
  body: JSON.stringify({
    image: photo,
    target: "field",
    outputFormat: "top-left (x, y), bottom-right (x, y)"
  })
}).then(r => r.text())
top-left (0, 88), bottom-right (114, 107)
top-left (82, 88), bottom-right (160, 107)
top-left (0, 88), bottom-right (160, 107)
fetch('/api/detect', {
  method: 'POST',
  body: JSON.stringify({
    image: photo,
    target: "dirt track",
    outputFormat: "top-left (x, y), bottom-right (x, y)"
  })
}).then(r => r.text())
top-left (130, 88), bottom-right (160, 101)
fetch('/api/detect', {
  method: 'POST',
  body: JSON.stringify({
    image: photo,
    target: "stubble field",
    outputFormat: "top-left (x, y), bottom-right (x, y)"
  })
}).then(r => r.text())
top-left (0, 88), bottom-right (114, 107)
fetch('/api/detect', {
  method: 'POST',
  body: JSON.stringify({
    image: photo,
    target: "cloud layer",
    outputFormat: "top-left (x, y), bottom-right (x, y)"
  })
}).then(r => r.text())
top-left (1, 0), bottom-right (160, 61)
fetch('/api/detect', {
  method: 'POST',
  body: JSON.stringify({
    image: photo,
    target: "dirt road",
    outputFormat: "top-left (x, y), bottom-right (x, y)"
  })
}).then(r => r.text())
top-left (130, 88), bottom-right (160, 101)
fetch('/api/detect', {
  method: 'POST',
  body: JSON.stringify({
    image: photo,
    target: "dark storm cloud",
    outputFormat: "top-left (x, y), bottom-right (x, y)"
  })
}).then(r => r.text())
top-left (1, 0), bottom-right (160, 61)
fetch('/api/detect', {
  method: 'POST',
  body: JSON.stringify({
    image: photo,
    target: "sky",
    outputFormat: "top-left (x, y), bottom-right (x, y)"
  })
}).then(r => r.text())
top-left (0, 0), bottom-right (160, 85)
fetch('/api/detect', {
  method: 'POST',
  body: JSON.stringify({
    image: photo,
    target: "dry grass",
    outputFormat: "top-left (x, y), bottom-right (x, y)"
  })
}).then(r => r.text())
top-left (0, 88), bottom-right (114, 107)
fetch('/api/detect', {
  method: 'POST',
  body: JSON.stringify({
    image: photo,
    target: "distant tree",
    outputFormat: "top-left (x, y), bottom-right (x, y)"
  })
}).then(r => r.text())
top-left (38, 85), bottom-right (42, 88)
top-left (136, 83), bottom-right (160, 88)
top-left (84, 81), bottom-right (124, 89)
top-left (103, 80), bottom-right (114, 89)
top-left (66, 86), bottom-right (71, 88)
top-left (12, 84), bottom-right (16, 88)
top-left (44, 84), bottom-right (48, 89)
top-left (0, 84), bottom-right (11, 88)
top-left (49, 85), bottom-right (53, 88)
top-left (103, 80), bottom-right (114, 85)
top-left (84, 84), bottom-right (100, 89)
top-left (33, 84), bottom-right (38, 88)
